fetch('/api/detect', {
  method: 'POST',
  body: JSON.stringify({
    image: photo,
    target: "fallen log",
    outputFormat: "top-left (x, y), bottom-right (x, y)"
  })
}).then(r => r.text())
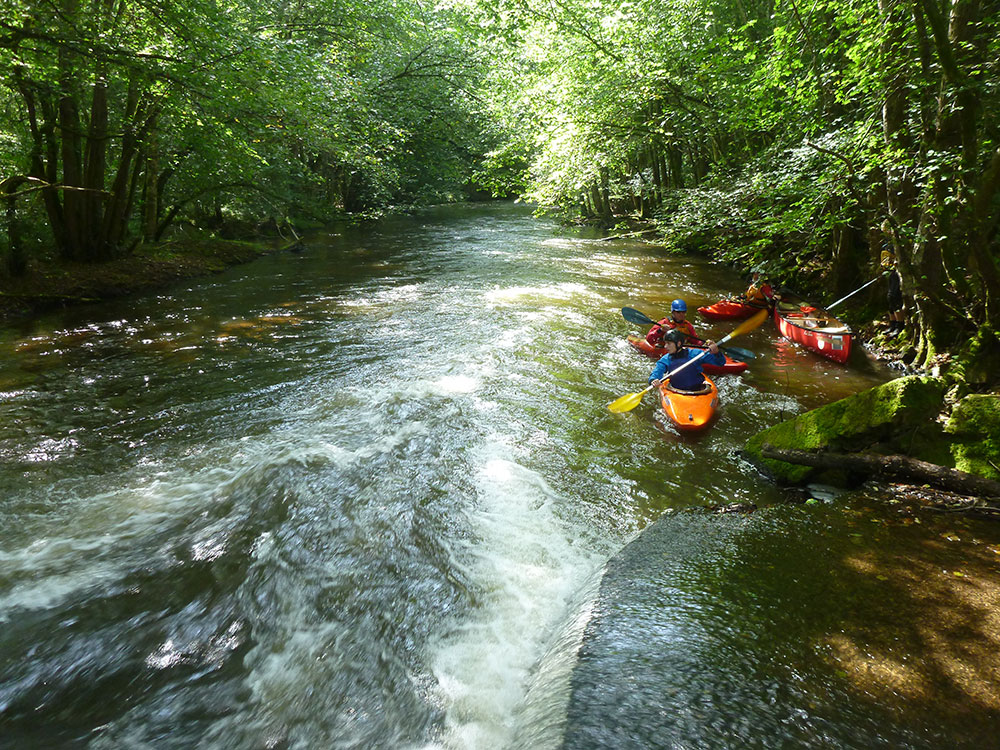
top-left (598, 228), bottom-right (657, 242)
top-left (760, 444), bottom-right (1000, 498)
top-left (280, 221), bottom-right (304, 252)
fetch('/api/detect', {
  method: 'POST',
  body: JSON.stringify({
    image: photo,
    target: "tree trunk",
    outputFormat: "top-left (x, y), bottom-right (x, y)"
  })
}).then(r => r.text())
top-left (58, 43), bottom-right (84, 260)
top-left (142, 126), bottom-right (160, 242)
top-left (17, 78), bottom-right (68, 251)
top-left (599, 167), bottom-right (612, 223)
top-left (83, 68), bottom-right (109, 257)
top-left (761, 444), bottom-right (1000, 498)
top-left (668, 145), bottom-right (684, 189)
top-left (2, 176), bottom-right (29, 276)
top-left (102, 84), bottom-right (144, 254)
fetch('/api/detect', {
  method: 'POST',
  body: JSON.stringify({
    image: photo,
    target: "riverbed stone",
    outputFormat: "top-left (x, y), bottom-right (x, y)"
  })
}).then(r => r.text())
top-left (743, 375), bottom-right (946, 484)
top-left (945, 394), bottom-right (1000, 480)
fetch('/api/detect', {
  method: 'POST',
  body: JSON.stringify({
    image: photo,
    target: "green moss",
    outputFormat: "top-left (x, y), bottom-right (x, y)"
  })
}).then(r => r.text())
top-left (744, 376), bottom-right (945, 484)
top-left (945, 394), bottom-right (1000, 436)
top-left (945, 394), bottom-right (1000, 479)
top-left (951, 326), bottom-right (1000, 387)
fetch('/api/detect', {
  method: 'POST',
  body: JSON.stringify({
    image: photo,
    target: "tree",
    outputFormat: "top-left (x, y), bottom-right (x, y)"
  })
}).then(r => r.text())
top-left (0, 0), bottom-right (501, 269)
top-left (477, 0), bottom-right (1000, 370)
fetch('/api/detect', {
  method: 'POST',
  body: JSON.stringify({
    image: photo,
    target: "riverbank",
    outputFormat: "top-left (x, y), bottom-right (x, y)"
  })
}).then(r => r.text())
top-left (0, 235), bottom-right (281, 326)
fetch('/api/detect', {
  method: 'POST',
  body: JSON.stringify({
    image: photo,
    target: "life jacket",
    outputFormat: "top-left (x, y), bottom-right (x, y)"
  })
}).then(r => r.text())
top-left (746, 282), bottom-right (773, 305)
top-left (646, 318), bottom-right (698, 345)
top-left (649, 347), bottom-right (724, 392)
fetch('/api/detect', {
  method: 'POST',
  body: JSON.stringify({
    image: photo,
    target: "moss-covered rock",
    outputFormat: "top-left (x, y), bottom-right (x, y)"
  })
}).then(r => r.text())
top-left (743, 375), bottom-right (946, 484)
top-left (952, 326), bottom-right (1000, 387)
top-left (945, 394), bottom-right (1000, 480)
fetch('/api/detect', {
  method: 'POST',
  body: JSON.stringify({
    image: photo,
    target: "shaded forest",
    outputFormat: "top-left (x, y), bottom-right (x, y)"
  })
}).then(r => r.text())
top-left (2, 0), bottom-right (998, 373)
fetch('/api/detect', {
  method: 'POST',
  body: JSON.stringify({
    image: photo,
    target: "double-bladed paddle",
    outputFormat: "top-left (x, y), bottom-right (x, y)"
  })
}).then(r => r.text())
top-left (620, 306), bottom-right (757, 362)
top-left (608, 308), bottom-right (769, 413)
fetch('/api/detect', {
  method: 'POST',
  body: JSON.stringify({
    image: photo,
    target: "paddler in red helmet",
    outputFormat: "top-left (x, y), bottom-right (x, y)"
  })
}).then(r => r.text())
top-left (645, 299), bottom-right (702, 347)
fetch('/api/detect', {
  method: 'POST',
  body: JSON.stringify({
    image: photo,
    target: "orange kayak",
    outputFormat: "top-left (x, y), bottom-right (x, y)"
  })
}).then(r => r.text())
top-left (658, 376), bottom-right (719, 431)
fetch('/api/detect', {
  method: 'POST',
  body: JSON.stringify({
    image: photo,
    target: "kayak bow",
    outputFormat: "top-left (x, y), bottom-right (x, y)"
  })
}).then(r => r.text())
top-left (659, 376), bottom-right (719, 431)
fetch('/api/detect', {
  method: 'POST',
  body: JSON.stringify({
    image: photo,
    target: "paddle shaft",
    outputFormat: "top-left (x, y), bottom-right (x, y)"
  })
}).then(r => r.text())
top-left (826, 275), bottom-right (881, 311)
top-left (660, 348), bottom-right (708, 381)
top-left (659, 313), bottom-right (761, 379)
top-left (660, 324), bottom-right (749, 379)
top-left (620, 306), bottom-right (755, 360)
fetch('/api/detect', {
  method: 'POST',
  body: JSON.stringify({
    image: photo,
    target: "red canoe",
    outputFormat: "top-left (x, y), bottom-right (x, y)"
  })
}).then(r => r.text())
top-left (626, 335), bottom-right (748, 375)
top-left (697, 299), bottom-right (767, 321)
top-left (659, 376), bottom-right (719, 432)
top-left (773, 302), bottom-right (852, 364)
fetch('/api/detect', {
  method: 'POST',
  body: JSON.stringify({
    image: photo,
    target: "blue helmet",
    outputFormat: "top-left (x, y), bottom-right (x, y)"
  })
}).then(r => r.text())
top-left (671, 299), bottom-right (687, 312)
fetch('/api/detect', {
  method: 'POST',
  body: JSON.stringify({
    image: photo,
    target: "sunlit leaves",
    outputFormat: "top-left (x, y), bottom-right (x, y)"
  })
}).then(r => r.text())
top-left (1, 0), bottom-right (503, 249)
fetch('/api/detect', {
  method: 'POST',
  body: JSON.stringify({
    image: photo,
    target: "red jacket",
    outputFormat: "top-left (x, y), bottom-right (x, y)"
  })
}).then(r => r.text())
top-left (645, 318), bottom-right (701, 345)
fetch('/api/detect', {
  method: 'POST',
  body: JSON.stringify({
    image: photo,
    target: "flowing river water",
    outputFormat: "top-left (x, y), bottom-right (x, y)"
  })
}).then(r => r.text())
top-left (2, 203), bottom-right (998, 748)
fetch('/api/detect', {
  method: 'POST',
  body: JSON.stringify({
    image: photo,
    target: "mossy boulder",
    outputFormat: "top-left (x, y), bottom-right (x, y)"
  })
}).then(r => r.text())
top-left (743, 375), bottom-right (945, 484)
top-left (945, 394), bottom-right (1000, 480)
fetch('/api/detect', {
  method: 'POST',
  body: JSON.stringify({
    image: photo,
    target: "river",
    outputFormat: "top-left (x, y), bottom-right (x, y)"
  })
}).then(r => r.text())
top-left (5, 203), bottom-right (993, 748)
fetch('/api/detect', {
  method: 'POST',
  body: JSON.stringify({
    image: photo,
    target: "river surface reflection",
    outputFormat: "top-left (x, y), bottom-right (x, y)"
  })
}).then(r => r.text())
top-left (3, 203), bottom-right (988, 749)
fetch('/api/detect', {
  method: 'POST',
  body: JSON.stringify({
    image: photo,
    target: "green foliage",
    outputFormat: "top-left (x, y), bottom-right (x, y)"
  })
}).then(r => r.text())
top-left (649, 133), bottom-right (860, 281)
top-left (467, 0), bottom-right (1000, 356)
top-left (3, 0), bottom-right (999, 368)
top-left (0, 0), bottom-right (516, 264)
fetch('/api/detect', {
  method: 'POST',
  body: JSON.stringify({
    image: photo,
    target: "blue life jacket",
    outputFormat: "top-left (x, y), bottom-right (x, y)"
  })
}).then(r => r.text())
top-left (648, 348), bottom-right (725, 391)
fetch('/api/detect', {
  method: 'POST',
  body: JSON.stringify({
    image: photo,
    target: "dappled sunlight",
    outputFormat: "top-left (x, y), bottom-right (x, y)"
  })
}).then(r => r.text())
top-left (826, 528), bottom-right (1000, 713)
top-left (4, 312), bottom-right (311, 376)
top-left (827, 632), bottom-right (930, 700)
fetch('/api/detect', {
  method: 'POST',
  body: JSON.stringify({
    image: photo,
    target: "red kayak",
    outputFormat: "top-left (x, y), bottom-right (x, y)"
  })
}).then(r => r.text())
top-left (697, 299), bottom-right (767, 321)
top-left (627, 335), bottom-right (748, 375)
top-left (774, 301), bottom-right (852, 364)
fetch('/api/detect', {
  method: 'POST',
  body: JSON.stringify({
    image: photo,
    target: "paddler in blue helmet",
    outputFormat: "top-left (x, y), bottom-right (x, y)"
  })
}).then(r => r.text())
top-left (645, 298), bottom-right (702, 347)
top-left (649, 329), bottom-right (725, 392)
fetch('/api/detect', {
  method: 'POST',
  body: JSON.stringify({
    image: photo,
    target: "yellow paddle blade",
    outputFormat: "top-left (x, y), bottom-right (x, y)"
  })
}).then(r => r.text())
top-left (608, 384), bottom-right (653, 413)
top-left (720, 307), bottom-right (769, 343)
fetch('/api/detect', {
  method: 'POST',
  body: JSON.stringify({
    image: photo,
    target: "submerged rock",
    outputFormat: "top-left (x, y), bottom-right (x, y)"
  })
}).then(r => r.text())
top-left (743, 375), bottom-right (945, 484)
top-left (561, 502), bottom-right (1000, 749)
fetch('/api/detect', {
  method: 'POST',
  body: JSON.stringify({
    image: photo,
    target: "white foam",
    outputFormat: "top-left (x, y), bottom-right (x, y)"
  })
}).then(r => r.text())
top-left (433, 375), bottom-right (480, 394)
top-left (483, 282), bottom-right (597, 305)
top-left (426, 443), bottom-right (604, 749)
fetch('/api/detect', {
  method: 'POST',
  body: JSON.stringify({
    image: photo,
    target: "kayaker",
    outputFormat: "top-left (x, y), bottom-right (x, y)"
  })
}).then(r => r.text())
top-left (645, 299), bottom-right (701, 346)
top-left (743, 269), bottom-right (776, 308)
top-left (648, 330), bottom-right (725, 392)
